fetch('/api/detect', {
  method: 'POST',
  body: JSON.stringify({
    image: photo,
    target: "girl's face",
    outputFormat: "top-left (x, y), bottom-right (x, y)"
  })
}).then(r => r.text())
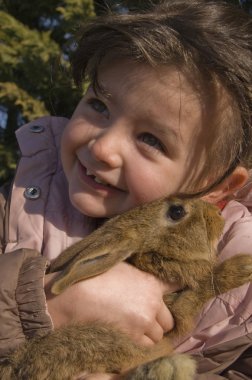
top-left (61, 60), bottom-right (209, 217)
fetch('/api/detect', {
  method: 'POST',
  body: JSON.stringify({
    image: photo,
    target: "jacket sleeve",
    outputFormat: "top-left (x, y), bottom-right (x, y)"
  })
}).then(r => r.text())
top-left (0, 248), bottom-right (53, 359)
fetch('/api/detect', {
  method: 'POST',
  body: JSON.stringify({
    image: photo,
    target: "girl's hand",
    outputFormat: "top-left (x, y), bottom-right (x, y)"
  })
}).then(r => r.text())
top-left (45, 262), bottom-right (177, 346)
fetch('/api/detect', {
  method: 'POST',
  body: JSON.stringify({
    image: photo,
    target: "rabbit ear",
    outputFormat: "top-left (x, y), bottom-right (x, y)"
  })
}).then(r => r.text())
top-left (49, 238), bottom-right (100, 273)
top-left (51, 244), bottom-right (135, 295)
top-left (49, 215), bottom-right (126, 273)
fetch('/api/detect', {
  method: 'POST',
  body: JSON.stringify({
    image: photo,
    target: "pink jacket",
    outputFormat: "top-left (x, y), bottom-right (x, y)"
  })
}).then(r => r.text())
top-left (4, 116), bottom-right (96, 259)
top-left (3, 116), bottom-right (252, 372)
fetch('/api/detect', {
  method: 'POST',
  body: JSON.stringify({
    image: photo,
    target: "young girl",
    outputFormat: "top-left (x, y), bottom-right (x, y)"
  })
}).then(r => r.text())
top-left (0, 0), bottom-right (252, 378)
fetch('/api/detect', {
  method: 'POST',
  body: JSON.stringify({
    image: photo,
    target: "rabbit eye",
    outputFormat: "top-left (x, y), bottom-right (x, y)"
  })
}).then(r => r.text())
top-left (167, 205), bottom-right (186, 221)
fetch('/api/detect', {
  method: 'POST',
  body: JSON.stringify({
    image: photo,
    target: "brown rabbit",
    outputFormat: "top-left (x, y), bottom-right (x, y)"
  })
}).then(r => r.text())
top-left (1, 197), bottom-right (252, 380)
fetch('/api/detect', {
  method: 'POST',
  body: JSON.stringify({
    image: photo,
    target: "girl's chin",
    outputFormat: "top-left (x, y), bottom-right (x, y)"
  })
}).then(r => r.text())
top-left (69, 192), bottom-right (132, 218)
top-left (69, 193), bottom-right (112, 218)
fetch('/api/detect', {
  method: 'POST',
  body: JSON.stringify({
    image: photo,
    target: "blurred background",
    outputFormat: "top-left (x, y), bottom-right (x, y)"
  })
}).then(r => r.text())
top-left (0, 0), bottom-right (251, 185)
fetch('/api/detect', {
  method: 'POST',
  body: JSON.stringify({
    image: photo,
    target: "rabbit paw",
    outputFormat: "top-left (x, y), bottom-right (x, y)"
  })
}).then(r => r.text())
top-left (214, 254), bottom-right (252, 294)
top-left (125, 354), bottom-right (196, 380)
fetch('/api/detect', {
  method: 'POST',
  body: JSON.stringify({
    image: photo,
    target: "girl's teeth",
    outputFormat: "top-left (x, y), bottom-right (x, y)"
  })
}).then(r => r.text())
top-left (94, 176), bottom-right (108, 185)
top-left (86, 169), bottom-right (109, 186)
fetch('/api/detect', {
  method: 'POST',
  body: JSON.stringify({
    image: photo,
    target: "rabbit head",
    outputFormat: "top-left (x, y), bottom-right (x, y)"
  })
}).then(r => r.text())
top-left (132, 196), bottom-right (224, 261)
top-left (127, 197), bottom-right (224, 284)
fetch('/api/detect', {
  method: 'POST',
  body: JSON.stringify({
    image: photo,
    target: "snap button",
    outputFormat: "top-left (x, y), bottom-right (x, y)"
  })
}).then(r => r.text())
top-left (29, 125), bottom-right (45, 133)
top-left (24, 186), bottom-right (41, 200)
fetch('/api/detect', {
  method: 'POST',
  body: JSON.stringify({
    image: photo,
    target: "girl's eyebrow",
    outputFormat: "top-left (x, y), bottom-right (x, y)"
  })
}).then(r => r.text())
top-left (89, 84), bottom-right (111, 99)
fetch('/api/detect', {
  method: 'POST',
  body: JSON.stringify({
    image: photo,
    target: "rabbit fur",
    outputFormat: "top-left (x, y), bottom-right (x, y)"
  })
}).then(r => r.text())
top-left (1, 196), bottom-right (252, 380)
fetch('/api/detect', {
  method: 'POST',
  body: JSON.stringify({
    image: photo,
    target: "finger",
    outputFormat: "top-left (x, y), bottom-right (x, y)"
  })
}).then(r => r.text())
top-left (137, 334), bottom-right (156, 347)
top-left (156, 302), bottom-right (175, 333)
top-left (144, 321), bottom-right (165, 344)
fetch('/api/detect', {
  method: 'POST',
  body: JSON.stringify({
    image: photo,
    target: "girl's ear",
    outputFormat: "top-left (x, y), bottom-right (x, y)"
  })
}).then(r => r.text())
top-left (202, 166), bottom-right (249, 204)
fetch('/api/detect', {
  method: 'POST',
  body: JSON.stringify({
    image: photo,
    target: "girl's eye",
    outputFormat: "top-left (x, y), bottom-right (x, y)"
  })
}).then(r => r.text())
top-left (138, 133), bottom-right (164, 152)
top-left (88, 98), bottom-right (109, 117)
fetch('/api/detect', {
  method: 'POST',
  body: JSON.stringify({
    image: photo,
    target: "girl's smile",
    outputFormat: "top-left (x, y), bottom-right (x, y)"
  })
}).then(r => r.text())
top-left (77, 160), bottom-right (125, 194)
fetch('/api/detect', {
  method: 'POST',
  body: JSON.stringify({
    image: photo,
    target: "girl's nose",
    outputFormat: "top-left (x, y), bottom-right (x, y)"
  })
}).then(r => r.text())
top-left (88, 131), bottom-right (124, 168)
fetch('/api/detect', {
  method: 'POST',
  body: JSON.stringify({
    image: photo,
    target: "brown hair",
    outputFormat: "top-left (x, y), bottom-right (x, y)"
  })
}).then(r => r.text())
top-left (71, 0), bottom-right (252, 195)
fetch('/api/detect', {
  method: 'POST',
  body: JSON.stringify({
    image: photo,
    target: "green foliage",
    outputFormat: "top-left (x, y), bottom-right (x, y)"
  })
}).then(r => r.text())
top-left (0, 0), bottom-right (95, 185)
top-left (0, 82), bottom-right (48, 119)
top-left (0, 11), bottom-right (60, 94)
